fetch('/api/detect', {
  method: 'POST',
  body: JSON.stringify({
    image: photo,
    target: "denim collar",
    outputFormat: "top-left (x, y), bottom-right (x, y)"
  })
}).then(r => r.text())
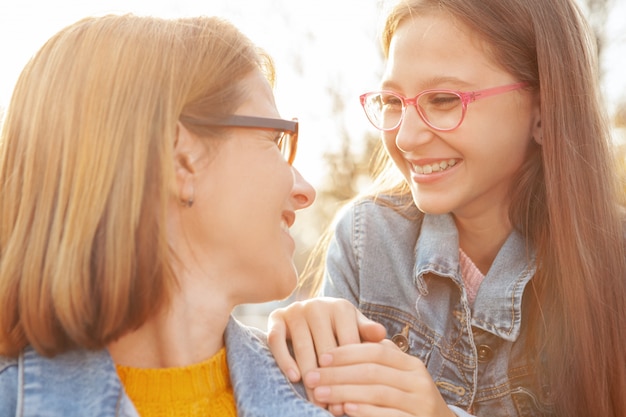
top-left (19, 346), bottom-right (138, 416)
top-left (225, 316), bottom-right (334, 417)
top-left (414, 213), bottom-right (536, 341)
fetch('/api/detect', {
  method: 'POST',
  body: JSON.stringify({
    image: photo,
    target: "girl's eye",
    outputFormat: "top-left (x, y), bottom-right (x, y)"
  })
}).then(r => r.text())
top-left (380, 93), bottom-right (403, 109)
top-left (423, 92), bottom-right (461, 110)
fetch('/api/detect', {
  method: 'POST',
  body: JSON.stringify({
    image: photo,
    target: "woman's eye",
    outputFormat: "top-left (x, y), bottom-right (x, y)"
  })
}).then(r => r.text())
top-left (273, 132), bottom-right (285, 145)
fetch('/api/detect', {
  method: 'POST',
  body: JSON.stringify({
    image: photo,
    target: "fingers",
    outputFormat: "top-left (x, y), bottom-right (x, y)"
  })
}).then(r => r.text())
top-left (342, 402), bottom-right (415, 417)
top-left (267, 298), bottom-right (389, 410)
top-left (307, 369), bottom-right (448, 417)
top-left (313, 298), bottom-right (362, 348)
top-left (267, 309), bottom-right (302, 382)
top-left (306, 359), bottom-right (422, 396)
top-left (356, 311), bottom-right (387, 343)
top-left (287, 298), bottom-right (359, 406)
top-left (303, 343), bottom-right (453, 417)
top-left (318, 341), bottom-right (418, 372)
top-left (268, 305), bottom-right (322, 404)
top-left (313, 383), bottom-right (418, 416)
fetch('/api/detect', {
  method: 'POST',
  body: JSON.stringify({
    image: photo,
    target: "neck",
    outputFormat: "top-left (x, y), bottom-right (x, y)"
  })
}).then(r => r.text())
top-left (453, 210), bottom-right (513, 275)
top-left (108, 273), bottom-right (233, 368)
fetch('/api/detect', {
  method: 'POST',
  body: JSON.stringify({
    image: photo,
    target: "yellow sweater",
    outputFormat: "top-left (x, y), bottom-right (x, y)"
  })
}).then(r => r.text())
top-left (116, 347), bottom-right (236, 417)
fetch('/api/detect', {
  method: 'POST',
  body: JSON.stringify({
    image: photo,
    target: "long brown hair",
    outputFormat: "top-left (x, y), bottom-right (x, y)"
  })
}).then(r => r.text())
top-left (306, 0), bottom-right (626, 415)
top-left (0, 14), bottom-right (274, 358)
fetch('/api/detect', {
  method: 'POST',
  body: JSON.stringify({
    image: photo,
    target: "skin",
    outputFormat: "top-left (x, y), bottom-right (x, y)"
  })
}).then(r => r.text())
top-left (268, 11), bottom-right (541, 417)
top-left (108, 69), bottom-right (315, 369)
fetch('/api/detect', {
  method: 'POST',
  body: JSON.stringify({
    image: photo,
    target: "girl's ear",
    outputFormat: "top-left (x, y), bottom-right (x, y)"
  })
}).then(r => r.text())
top-left (174, 122), bottom-right (197, 207)
top-left (533, 118), bottom-right (543, 145)
top-left (532, 97), bottom-right (543, 145)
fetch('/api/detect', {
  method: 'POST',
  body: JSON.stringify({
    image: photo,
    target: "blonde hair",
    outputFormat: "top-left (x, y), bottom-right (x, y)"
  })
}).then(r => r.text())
top-left (0, 14), bottom-right (274, 357)
top-left (307, 0), bottom-right (626, 416)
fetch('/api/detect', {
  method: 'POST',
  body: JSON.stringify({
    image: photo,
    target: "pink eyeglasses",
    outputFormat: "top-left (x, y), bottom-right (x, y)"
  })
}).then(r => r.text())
top-left (360, 82), bottom-right (529, 132)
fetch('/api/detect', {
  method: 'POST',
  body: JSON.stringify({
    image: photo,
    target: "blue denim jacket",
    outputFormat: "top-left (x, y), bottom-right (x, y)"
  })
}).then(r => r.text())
top-left (0, 316), bottom-right (333, 417)
top-left (323, 198), bottom-right (555, 417)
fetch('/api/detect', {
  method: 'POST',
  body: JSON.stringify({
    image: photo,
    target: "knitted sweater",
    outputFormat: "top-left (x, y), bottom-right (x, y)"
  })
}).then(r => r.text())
top-left (116, 347), bottom-right (236, 417)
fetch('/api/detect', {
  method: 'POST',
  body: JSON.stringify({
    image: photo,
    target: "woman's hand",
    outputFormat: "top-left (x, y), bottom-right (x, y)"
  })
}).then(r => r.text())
top-left (267, 297), bottom-right (386, 405)
top-left (303, 340), bottom-right (456, 417)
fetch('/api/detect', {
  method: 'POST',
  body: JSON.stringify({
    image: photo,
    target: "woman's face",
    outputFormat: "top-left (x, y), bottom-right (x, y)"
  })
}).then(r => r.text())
top-left (382, 13), bottom-right (540, 224)
top-left (176, 70), bottom-right (315, 304)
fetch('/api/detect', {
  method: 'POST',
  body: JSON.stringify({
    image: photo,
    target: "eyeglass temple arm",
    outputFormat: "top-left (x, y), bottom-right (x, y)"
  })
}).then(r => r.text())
top-left (466, 82), bottom-right (529, 103)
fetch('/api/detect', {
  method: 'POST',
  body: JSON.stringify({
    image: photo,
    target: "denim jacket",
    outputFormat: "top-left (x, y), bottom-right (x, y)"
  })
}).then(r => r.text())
top-left (323, 198), bottom-right (555, 417)
top-left (0, 316), bottom-right (333, 417)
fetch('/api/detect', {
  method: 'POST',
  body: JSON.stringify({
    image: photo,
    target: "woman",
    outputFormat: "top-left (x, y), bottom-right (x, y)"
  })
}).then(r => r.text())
top-left (268, 0), bottom-right (626, 416)
top-left (0, 14), bottom-right (331, 417)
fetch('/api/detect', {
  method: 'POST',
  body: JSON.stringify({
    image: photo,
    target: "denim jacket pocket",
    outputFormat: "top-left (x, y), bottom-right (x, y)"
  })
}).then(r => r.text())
top-left (360, 303), bottom-right (434, 365)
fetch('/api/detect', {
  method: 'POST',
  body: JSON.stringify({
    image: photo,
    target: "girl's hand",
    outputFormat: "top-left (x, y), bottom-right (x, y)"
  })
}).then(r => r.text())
top-left (267, 297), bottom-right (386, 406)
top-left (303, 340), bottom-right (456, 417)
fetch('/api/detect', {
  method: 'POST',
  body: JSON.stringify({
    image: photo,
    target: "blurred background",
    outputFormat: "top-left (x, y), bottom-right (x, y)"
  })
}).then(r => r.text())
top-left (1, 0), bottom-right (625, 329)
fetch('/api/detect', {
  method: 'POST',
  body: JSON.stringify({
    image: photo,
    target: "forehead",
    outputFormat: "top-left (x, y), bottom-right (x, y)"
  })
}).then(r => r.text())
top-left (384, 13), bottom-right (505, 89)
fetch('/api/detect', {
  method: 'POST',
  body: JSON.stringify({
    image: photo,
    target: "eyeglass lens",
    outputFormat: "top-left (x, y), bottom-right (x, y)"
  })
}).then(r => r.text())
top-left (277, 132), bottom-right (296, 165)
top-left (364, 91), bottom-right (464, 131)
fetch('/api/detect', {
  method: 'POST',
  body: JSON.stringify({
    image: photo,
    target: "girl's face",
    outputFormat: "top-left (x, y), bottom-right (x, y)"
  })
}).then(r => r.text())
top-left (382, 13), bottom-right (540, 224)
top-left (176, 70), bottom-right (315, 304)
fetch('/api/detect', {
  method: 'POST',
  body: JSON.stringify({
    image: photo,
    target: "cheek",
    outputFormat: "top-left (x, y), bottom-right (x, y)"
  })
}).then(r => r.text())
top-left (382, 133), bottom-right (405, 169)
top-left (464, 99), bottom-right (536, 156)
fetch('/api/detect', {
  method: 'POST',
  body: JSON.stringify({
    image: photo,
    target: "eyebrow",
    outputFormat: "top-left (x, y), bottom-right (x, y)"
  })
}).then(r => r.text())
top-left (381, 75), bottom-right (473, 92)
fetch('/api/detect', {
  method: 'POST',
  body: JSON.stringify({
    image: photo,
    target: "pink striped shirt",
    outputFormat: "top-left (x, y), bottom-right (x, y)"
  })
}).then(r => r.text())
top-left (459, 248), bottom-right (485, 306)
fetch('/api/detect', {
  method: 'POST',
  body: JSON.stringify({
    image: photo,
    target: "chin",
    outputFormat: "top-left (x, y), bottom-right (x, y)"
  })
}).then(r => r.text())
top-left (412, 192), bottom-right (455, 215)
top-left (414, 201), bottom-right (451, 215)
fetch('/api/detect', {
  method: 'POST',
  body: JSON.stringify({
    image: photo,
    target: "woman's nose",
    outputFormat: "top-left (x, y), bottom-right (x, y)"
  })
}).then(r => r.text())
top-left (291, 167), bottom-right (316, 210)
top-left (395, 106), bottom-right (436, 153)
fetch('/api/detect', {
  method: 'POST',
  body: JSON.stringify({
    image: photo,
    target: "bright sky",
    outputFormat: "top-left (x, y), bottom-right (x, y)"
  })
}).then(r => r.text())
top-left (0, 0), bottom-right (384, 186)
top-left (1, 0), bottom-right (624, 185)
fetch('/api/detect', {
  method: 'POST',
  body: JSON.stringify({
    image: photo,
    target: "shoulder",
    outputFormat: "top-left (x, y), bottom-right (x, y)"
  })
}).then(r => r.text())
top-left (337, 194), bottom-right (421, 227)
top-left (0, 354), bottom-right (17, 373)
top-left (0, 355), bottom-right (19, 416)
top-left (13, 347), bottom-right (135, 416)
top-left (224, 317), bottom-right (333, 416)
top-left (333, 194), bottom-right (423, 246)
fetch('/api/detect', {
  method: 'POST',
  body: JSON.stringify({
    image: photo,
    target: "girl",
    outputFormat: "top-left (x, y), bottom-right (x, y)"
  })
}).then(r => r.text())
top-left (268, 0), bottom-right (626, 416)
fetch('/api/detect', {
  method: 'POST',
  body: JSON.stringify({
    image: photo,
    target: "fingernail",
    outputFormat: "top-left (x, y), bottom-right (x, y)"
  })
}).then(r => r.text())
top-left (304, 371), bottom-right (320, 387)
top-left (314, 386), bottom-right (331, 400)
top-left (319, 353), bottom-right (333, 366)
top-left (287, 369), bottom-right (299, 382)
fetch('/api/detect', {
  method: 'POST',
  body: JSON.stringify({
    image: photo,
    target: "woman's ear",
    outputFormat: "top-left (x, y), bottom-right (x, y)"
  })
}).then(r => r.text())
top-left (174, 122), bottom-right (197, 207)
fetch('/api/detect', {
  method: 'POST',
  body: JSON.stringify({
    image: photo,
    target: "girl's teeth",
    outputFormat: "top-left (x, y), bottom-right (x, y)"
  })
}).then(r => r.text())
top-left (414, 159), bottom-right (457, 175)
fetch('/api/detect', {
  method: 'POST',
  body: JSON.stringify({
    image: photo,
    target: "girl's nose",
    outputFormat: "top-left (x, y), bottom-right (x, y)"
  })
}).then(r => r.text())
top-left (394, 105), bottom-right (436, 153)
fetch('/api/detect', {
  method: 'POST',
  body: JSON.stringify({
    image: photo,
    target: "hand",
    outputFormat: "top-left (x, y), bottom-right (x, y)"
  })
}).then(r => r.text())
top-left (303, 340), bottom-right (455, 417)
top-left (267, 297), bottom-right (386, 406)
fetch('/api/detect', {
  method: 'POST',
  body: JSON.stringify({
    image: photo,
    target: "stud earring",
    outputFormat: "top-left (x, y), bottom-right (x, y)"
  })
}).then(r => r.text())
top-left (180, 187), bottom-right (194, 208)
